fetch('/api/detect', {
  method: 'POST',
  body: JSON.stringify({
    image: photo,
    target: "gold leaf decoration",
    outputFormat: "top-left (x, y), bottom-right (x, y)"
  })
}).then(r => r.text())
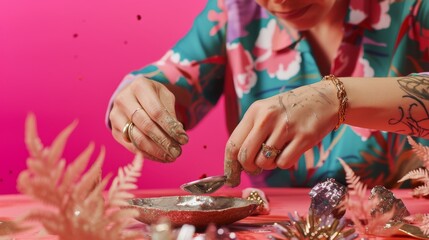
top-left (271, 211), bottom-right (357, 240)
top-left (14, 113), bottom-right (144, 240)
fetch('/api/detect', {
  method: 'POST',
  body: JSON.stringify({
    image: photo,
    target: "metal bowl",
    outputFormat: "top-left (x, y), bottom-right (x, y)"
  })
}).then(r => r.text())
top-left (128, 195), bottom-right (258, 228)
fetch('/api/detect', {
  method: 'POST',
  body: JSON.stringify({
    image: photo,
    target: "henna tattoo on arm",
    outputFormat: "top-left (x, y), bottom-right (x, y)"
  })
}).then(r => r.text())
top-left (389, 75), bottom-right (429, 137)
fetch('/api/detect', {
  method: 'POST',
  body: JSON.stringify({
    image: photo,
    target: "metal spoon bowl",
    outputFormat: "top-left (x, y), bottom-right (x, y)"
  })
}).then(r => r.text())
top-left (181, 175), bottom-right (227, 195)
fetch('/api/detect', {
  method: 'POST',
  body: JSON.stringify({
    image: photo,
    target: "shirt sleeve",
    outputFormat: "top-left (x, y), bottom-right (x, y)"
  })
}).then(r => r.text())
top-left (106, 0), bottom-right (228, 129)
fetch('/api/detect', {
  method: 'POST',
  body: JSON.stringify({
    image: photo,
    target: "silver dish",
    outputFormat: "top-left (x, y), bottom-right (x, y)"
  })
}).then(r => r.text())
top-left (127, 195), bottom-right (258, 228)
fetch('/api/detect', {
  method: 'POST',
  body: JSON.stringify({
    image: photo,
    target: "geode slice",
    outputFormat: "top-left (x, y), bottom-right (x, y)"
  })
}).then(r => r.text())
top-left (309, 178), bottom-right (347, 219)
top-left (369, 185), bottom-right (410, 222)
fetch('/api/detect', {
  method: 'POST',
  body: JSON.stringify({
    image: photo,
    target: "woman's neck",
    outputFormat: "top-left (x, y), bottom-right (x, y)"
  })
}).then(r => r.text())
top-left (305, 0), bottom-right (349, 75)
top-left (309, 0), bottom-right (349, 37)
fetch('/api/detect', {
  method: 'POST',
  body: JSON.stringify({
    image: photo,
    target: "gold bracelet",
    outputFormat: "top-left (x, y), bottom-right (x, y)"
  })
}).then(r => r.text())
top-left (323, 74), bottom-right (348, 130)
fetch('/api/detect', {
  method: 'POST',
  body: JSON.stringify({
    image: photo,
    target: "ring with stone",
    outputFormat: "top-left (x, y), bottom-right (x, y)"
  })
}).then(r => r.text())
top-left (261, 143), bottom-right (281, 159)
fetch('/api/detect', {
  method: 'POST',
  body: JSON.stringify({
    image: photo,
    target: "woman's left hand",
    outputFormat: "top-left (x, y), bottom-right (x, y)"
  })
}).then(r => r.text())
top-left (224, 81), bottom-right (339, 186)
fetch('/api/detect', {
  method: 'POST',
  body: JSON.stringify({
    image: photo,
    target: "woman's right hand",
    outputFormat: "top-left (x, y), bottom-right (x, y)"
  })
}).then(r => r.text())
top-left (109, 75), bottom-right (189, 162)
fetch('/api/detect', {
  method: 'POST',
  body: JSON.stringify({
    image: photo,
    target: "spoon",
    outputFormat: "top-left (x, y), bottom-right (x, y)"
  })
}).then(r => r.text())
top-left (181, 158), bottom-right (243, 195)
top-left (180, 175), bottom-right (227, 194)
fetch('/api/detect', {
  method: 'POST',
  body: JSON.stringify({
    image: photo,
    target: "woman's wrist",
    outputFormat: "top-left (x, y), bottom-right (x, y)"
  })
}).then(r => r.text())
top-left (322, 74), bottom-right (349, 130)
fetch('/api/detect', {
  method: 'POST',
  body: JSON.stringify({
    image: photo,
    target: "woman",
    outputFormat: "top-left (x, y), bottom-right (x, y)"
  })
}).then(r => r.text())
top-left (107, 0), bottom-right (429, 188)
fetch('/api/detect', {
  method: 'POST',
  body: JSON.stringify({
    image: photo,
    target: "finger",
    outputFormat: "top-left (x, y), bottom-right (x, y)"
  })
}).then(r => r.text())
top-left (131, 104), bottom-right (183, 160)
top-left (110, 108), bottom-right (139, 153)
top-left (111, 107), bottom-right (177, 162)
top-left (224, 113), bottom-right (255, 187)
top-left (128, 122), bottom-right (176, 163)
top-left (255, 119), bottom-right (289, 170)
top-left (112, 87), bottom-right (183, 160)
top-left (276, 137), bottom-right (304, 169)
top-left (224, 141), bottom-right (243, 187)
top-left (135, 81), bottom-right (188, 145)
top-left (158, 84), bottom-right (177, 119)
top-left (239, 125), bottom-right (268, 174)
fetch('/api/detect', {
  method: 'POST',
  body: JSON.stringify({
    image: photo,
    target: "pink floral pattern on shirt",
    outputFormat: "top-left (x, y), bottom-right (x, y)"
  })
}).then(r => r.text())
top-left (155, 50), bottom-right (202, 92)
top-left (349, 0), bottom-right (391, 30)
top-left (208, 0), bottom-right (227, 36)
top-left (253, 20), bottom-right (301, 80)
top-left (227, 43), bottom-right (257, 98)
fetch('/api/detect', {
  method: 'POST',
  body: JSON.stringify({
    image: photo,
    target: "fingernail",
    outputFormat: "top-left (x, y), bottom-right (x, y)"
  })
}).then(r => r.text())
top-left (178, 133), bottom-right (189, 145)
top-left (168, 145), bottom-right (182, 158)
top-left (165, 155), bottom-right (175, 162)
top-left (174, 122), bottom-right (188, 144)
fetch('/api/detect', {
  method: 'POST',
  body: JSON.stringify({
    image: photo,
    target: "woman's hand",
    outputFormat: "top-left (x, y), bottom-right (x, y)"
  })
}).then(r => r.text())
top-left (109, 75), bottom-right (188, 162)
top-left (224, 81), bottom-right (339, 186)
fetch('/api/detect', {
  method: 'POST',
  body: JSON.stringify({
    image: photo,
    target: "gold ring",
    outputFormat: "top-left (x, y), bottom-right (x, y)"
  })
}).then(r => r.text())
top-left (128, 122), bottom-right (141, 151)
top-left (261, 143), bottom-right (281, 159)
top-left (122, 121), bottom-right (132, 143)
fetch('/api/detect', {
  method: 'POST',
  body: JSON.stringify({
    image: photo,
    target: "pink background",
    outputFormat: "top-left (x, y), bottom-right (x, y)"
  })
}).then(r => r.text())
top-left (0, 0), bottom-right (250, 194)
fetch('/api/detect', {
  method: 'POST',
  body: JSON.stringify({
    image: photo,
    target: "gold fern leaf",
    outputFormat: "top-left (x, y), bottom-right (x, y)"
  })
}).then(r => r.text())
top-left (407, 136), bottom-right (429, 170)
top-left (412, 183), bottom-right (429, 197)
top-left (398, 168), bottom-right (429, 183)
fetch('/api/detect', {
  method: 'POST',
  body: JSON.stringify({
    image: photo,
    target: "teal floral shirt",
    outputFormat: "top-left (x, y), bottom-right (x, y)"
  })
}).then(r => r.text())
top-left (110, 0), bottom-right (429, 188)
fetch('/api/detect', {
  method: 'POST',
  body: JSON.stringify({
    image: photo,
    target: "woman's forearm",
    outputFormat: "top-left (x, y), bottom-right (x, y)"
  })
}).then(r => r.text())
top-left (341, 75), bottom-right (429, 137)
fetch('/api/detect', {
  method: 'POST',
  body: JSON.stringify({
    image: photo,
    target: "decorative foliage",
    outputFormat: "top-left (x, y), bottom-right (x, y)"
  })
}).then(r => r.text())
top-left (270, 211), bottom-right (357, 240)
top-left (397, 136), bottom-right (429, 235)
top-left (407, 136), bottom-right (429, 170)
top-left (15, 113), bottom-right (144, 240)
top-left (404, 214), bottom-right (429, 236)
top-left (422, 215), bottom-right (429, 236)
top-left (0, 219), bottom-right (30, 238)
top-left (338, 158), bottom-right (400, 237)
top-left (397, 136), bottom-right (429, 197)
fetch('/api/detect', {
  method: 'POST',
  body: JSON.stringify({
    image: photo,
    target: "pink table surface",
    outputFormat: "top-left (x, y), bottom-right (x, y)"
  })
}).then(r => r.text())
top-left (1, 188), bottom-right (428, 239)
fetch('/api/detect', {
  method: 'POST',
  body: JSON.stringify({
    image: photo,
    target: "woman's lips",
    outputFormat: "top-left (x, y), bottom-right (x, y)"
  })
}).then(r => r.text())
top-left (274, 5), bottom-right (311, 20)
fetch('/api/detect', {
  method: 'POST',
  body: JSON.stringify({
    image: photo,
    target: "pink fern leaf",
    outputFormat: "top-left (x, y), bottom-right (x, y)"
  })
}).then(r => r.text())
top-left (72, 146), bottom-right (105, 202)
top-left (338, 158), bottom-right (367, 197)
top-left (107, 209), bottom-right (139, 223)
top-left (407, 136), bottom-right (429, 170)
top-left (24, 211), bottom-right (65, 236)
top-left (108, 153), bottom-right (143, 207)
top-left (46, 120), bottom-right (78, 167)
top-left (18, 114), bottom-right (144, 240)
top-left (24, 112), bottom-right (44, 158)
top-left (58, 143), bottom-right (95, 195)
top-left (80, 175), bottom-right (111, 220)
top-left (412, 183), bottom-right (429, 197)
top-left (17, 171), bottom-right (62, 206)
top-left (398, 168), bottom-right (429, 183)
top-left (105, 210), bottom-right (140, 237)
